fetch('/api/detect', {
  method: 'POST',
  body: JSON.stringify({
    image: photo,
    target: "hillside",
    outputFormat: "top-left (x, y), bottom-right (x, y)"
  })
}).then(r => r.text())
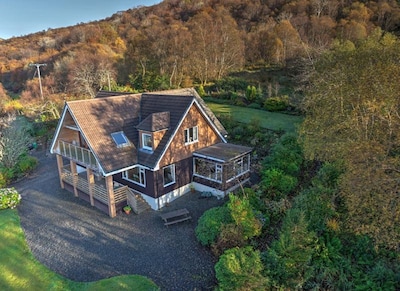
top-left (0, 0), bottom-right (400, 109)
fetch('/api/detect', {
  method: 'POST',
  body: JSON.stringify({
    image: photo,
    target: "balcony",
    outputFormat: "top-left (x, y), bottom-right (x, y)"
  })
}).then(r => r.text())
top-left (56, 140), bottom-right (98, 169)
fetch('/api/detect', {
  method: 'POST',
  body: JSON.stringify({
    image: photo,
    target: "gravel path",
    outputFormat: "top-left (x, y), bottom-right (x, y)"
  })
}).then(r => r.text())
top-left (13, 150), bottom-right (226, 290)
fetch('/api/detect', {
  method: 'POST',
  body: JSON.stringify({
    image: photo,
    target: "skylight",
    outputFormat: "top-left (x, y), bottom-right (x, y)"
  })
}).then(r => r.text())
top-left (111, 132), bottom-right (130, 148)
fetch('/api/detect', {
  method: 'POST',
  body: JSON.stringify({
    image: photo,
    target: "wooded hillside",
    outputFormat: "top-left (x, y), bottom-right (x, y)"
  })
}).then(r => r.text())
top-left (1, 0), bottom-right (400, 105)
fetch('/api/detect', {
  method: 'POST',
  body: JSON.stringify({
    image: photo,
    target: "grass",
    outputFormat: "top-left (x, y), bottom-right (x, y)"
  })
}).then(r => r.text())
top-left (206, 102), bottom-right (303, 133)
top-left (0, 209), bottom-right (159, 291)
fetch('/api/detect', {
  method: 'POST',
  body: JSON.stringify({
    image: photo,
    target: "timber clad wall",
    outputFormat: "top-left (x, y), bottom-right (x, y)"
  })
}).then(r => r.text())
top-left (114, 170), bottom-right (157, 198)
top-left (159, 104), bottom-right (222, 168)
top-left (155, 157), bottom-right (193, 197)
top-left (114, 157), bottom-right (193, 199)
top-left (153, 129), bottom-right (167, 149)
top-left (58, 112), bottom-right (78, 142)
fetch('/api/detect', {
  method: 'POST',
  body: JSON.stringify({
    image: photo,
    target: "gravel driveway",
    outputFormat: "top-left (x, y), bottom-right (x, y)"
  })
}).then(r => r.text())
top-left (14, 150), bottom-right (226, 290)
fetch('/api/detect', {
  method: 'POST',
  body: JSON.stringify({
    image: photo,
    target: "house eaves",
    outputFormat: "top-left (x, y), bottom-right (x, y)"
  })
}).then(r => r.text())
top-left (153, 98), bottom-right (227, 171)
top-left (50, 104), bottom-right (106, 175)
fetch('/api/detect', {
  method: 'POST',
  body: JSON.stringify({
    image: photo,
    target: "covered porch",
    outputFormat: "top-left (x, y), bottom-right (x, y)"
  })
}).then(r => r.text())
top-left (56, 156), bottom-right (128, 217)
top-left (192, 143), bottom-right (252, 195)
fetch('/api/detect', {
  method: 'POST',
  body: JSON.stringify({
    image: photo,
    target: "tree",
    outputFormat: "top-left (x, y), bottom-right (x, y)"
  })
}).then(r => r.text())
top-left (263, 209), bottom-right (317, 289)
top-left (71, 48), bottom-right (115, 98)
top-left (299, 29), bottom-right (400, 249)
top-left (0, 114), bottom-right (32, 169)
top-left (187, 7), bottom-right (244, 84)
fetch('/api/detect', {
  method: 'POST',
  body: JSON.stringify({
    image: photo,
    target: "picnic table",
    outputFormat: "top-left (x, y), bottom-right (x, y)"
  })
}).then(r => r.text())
top-left (160, 208), bottom-right (192, 226)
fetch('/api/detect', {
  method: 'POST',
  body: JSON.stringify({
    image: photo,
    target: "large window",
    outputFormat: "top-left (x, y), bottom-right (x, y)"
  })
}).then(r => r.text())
top-left (163, 164), bottom-right (175, 187)
top-left (123, 167), bottom-right (146, 186)
top-left (194, 158), bottom-right (222, 183)
top-left (184, 126), bottom-right (198, 144)
top-left (226, 154), bottom-right (250, 182)
top-left (142, 133), bottom-right (152, 150)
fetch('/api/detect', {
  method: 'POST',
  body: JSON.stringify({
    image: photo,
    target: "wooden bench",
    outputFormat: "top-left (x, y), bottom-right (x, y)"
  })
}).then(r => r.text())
top-left (160, 208), bottom-right (192, 226)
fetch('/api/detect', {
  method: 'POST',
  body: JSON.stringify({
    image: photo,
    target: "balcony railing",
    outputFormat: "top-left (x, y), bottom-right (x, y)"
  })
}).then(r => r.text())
top-left (57, 140), bottom-right (98, 169)
top-left (61, 167), bottom-right (127, 205)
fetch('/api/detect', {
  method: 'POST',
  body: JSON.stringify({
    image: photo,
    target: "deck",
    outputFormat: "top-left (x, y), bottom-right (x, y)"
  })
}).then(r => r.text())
top-left (61, 166), bottom-right (127, 214)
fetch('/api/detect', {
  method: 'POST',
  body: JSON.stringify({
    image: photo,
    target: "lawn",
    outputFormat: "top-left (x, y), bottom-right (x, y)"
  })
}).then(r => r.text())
top-left (0, 209), bottom-right (159, 291)
top-left (206, 102), bottom-right (303, 133)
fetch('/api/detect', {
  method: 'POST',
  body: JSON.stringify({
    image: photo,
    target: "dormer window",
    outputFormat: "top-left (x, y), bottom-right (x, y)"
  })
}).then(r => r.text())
top-left (111, 131), bottom-right (130, 148)
top-left (184, 126), bottom-right (198, 144)
top-left (142, 133), bottom-right (153, 150)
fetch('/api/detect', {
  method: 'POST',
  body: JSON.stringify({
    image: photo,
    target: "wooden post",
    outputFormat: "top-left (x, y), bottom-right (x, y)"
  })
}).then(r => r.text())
top-left (87, 168), bottom-right (95, 206)
top-left (105, 175), bottom-right (116, 218)
top-left (56, 155), bottom-right (65, 189)
top-left (70, 161), bottom-right (78, 197)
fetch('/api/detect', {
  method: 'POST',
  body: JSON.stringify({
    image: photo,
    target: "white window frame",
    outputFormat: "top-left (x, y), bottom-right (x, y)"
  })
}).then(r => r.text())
top-left (163, 164), bottom-right (176, 187)
top-left (193, 158), bottom-right (223, 183)
top-left (226, 154), bottom-right (251, 183)
top-left (122, 167), bottom-right (146, 187)
top-left (142, 133), bottom-right (152, 150)
top-left (184, 126), bottom-right (198, 144)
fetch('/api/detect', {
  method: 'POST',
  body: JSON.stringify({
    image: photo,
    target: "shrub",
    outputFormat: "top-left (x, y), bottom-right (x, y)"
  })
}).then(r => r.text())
top-left (263, 209), bottom-right (317, 289)
top-left (263, 134), bottom-right (303, 177)
top-left (264, 95), bottom-right (289, 111)
top-left (227, 195), bottom-right (262, 240)
top-left (0, 187), bottom-right (21, 209)
top-left (211, 223), bottom-right (246, 257)
top-left (17, 154), bottom-right (38, 174)
top-left (246, 85), bottom-right (258, 102)
top-left (0, 167), bottom-right (14, 188)
top-left (195, 206), bottom-right (233, 246)
top-left (212, 77), bottom-right (248, 92)
top-left (196, 85), bottom-right (206, 97)
top-left (215, 246), bottom-right (267, 291)
top-left (261, 168), bottom-right (298, 199)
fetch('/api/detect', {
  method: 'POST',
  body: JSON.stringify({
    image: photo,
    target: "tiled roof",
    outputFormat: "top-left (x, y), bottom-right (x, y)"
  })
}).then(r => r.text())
top-left (137, 94), bottom-right (194, 168)
top-left (62, 89), bottom-right (229, 174)
top-left (95, 91), bottom-right (136, 98)
top-left (66, 93), bottom-right (141, 174)
top-left (136, 111), bottom-right (170, 132)
top-left (151, 88), bottom-right (228, 137)
top-left (194, 143), bottom-right (252, 162)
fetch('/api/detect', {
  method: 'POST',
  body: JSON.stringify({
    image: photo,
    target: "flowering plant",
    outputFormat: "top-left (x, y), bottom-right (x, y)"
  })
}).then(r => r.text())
top-left (0, 187), bottom-right (21, 209)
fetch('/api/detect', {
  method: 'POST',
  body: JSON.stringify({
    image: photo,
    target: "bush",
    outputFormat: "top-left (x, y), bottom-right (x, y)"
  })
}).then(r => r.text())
top-left (197, 85), bottom-right (206, 97)
top-left (261, 168), bottom-right (298, 199)
top-left (212, 77), bottom-right (248, 92)
top-left (215, 246), bottom-right (267, 291)
top-left (0, 187), bottom-right (21, 209)
top-left (195, 206), bottom-right (233, 246)
top-left (246, 85), bottom-right (258, 102)
top-left (263, 209), bottom-right (317, 289)
top-left (263, 133), bottom-right (303, 177)
top-left (17, 154), bottom-right (38, 174)
top-left (264, 95), bottom-right (289, 111)
top-left (227, 195), bottom-right (262, 240)
top-left (0, 167), bottom-right (14, 188)
top-left (211, 223), bottom-right (246, 257)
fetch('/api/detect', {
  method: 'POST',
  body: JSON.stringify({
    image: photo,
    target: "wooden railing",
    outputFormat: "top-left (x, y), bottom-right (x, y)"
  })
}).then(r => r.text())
top-left (126, 188), bottom-right (138, 214)
top-left (61, 168), bottom-right (127, 205)
top-left (56, 140), bottom-right (98, 169)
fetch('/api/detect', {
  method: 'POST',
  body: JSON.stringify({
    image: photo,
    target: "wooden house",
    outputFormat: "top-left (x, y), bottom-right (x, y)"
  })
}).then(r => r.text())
top-left (50, 88), bottom-right (252, 217)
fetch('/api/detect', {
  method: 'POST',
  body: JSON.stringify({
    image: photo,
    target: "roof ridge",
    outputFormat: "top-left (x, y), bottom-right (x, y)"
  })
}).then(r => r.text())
top-left (67, 93), bottom-right (141, 104)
